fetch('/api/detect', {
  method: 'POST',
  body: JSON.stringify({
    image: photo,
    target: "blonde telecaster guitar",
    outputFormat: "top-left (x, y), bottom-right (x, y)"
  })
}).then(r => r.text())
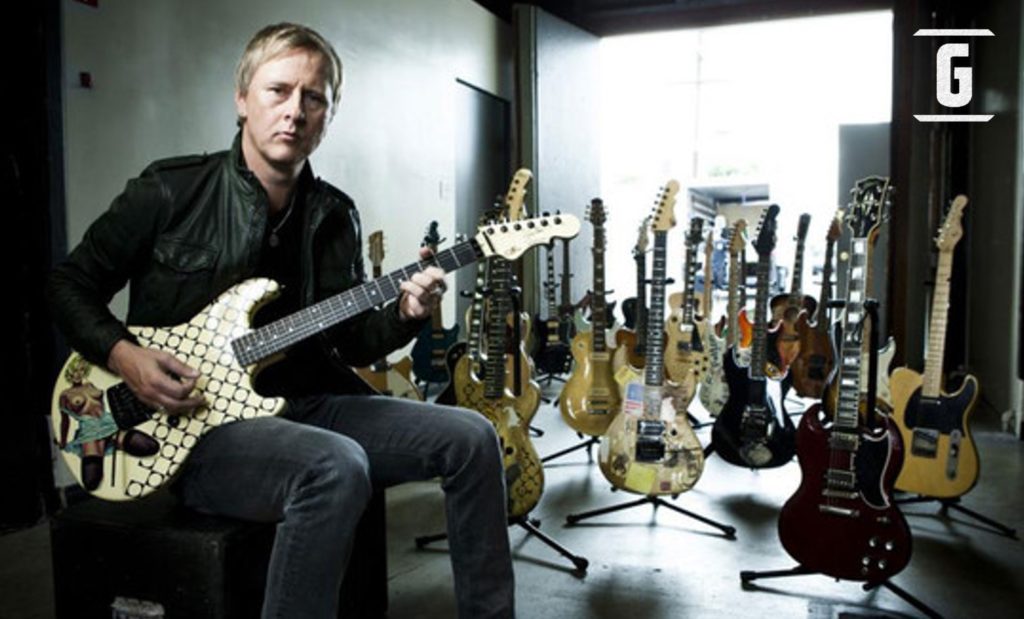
top-left (890, 195), bottom-right (979, 498)
top-left (52, 184), bottom-right (580, 501)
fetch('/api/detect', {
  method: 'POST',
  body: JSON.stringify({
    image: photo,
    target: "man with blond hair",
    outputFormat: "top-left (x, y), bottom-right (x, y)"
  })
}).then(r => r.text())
top-left (49, 22), bottom-right (514, 619)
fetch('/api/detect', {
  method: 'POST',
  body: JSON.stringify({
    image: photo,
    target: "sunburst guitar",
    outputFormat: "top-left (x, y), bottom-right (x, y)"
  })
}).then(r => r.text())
top-left (890, 195), bottom-right (979, 498)
top-left (51, 176), bottom-right (580, 501)
top-left (663, 217), bottom-right (712, 407)
top-left (599, 181), bottom-right (704, 495)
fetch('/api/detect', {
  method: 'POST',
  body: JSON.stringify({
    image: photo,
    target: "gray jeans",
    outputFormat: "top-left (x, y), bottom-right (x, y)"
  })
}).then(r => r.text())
top-left (173, 395), bottom-right (514, 619)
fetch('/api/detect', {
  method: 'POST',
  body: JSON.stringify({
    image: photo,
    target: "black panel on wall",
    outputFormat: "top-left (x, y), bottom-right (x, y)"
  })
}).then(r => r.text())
top-left (2, 0), bottom-right (64, 530)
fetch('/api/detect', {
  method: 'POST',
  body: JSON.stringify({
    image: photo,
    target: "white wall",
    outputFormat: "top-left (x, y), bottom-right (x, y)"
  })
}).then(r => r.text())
top-left (62, 0), bottom-right (512, 322)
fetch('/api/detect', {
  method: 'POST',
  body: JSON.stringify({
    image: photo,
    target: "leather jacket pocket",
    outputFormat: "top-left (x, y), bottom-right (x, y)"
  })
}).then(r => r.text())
top-left (153, 238), bottom-right (220, 273)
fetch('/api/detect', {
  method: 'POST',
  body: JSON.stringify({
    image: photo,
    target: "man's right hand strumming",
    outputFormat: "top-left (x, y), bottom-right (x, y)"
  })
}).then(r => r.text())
top-left (107, 340), bottom-right (206, 415)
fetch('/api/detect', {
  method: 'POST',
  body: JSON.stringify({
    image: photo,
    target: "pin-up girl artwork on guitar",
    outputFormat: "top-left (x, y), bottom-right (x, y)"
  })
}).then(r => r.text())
top-left (56, 356), bottom-right (159, 491)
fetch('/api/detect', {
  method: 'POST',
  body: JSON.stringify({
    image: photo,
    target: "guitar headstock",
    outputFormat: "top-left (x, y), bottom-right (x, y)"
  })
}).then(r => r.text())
top-left (587, 198), bottom-right (607, 226)
top-left (796, 213), bottom-right (811, 244)
top-left (827, 211), bottom-right (843, 243)
top-left (367, 230), bottom-right (385, 269)
top-left (730, 220), bottom-right (748, 254)
top-left (936, 195), bottom-right (968, 252)
top-left (632, 216), bottom-right (651, 259)
top-left (754, 204), bottom-right (780, 258)
top-left (846, 176), bottom-right (891, 239)
top-left (686, 217), bottom-right (704, 249)
top-left (475, 213), bottom-right (581, 261)
top-left (650, 180), bottom-right (680, 233)
top-left (421, 221), bottom-right (443, 251)
top-left (503, 168), bottom-right (532, 223)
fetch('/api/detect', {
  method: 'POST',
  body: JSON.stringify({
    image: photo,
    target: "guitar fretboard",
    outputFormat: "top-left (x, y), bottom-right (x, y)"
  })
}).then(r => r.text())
top-left (923, 248), bottom-right (954, 398)
top-left (726, 226), bottom-right (743, 348)
top-left (484, 255), bottom-right (513, 399)
top-left (232, 241), bottom-right (481, 366)
top-left (634, 251), bottom-right (648, 351)
top-left (591, 205), bottom-right (609, 353)
top-left (836, 237), bottom-right (869, 435)
top-left (750, 250), bottom-right (771, 380)
top-left (814, 229), bottom-right (836, 330)
top-left (644, 232), bottom-right (669, 390)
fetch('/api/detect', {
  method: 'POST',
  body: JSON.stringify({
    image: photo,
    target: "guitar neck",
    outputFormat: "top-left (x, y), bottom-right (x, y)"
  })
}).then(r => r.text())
top-left (545, 245), bottom-right (558, 318)
top-left (681, 241), bottom-right (698, 324)
top-left (467, 261), bottom-right (488, 360)
top-left (591, 218), bottom-right (609, 352)
top-left (790, 239), bottom-right (805, 298)
top-left (644, 232), bottom-right (669, 388)
top-left (727, 240), bottom-right (741, 347)
top-left (233, 240), bottom-right (482, 366)
top-left (922, 249), bottom-right (954, 397)
top-left (750, 251), bottom-right (771, 380)
top-left (815, 235), bottom-right (835, 329)
top-left (635, 252), bottom-right (647, 348)
top-left (836, 235), bottom-right (870, 433)
top-left (560, 239), bottom-right (571, 309)
top-left (484, 256), bottom-right (513, 399)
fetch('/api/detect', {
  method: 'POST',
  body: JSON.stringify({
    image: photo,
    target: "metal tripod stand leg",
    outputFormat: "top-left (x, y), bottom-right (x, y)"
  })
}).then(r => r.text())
top-left (541, 435), bottom-right (599, 463)
top-left (512, 516), bottom-right (589, 571)
top-left (739, 565), bottom-right (944, 618)
top-left (415, 516), bottom-right (589, 572)
top-left (565, 495), bottom-right (736, 538)
top-left (897, 495), bottom-right (1018, 539)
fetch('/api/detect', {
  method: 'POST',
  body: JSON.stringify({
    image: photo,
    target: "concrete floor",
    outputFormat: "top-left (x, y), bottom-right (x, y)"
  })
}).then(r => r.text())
top-left (2, 383), bottom-right (1022, 618)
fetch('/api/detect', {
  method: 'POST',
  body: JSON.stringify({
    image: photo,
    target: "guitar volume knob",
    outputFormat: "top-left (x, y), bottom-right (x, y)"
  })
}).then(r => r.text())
top-left (868, 536), bottom-right (879, 548)
top-left (884, 540), bottom-right (894, 552)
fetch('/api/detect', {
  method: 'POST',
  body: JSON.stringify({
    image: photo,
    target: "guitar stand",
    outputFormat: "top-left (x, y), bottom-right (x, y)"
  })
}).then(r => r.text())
top-left (414, 515), bottom-right (590, 572)
top-left (537, 371), bottom-right (567, 406)
top-left (565, 494), bottom-right (737, 539)
top-left (541, 434), bottom-right (599, 464)
top-left (739, 566), bottom-right (943, 618)
top-left (895, 495), bottom-right (1018, 539)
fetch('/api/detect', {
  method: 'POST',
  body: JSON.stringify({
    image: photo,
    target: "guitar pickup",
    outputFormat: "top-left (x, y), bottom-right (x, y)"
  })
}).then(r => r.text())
top-left (828, 432), bottom-right (859, 452)
top-left (635, 419), bottom-right (666, 462)
top-left (107, 382), bottom-right (156, 430)
top-left (819, 504), bottom-right (860, 518)
top-left (822, 488), bottom-right (859, 500)
top-left (911, 428), bottom-right (939, 458)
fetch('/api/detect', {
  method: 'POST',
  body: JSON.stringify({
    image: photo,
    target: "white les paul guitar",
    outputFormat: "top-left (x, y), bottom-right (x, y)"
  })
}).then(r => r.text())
top-left (52, 205), bottom-right (580, 501)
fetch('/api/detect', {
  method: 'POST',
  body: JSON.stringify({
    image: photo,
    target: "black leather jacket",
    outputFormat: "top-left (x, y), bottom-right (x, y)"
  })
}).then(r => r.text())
top-left (48, 134), bottom-right (421, 394)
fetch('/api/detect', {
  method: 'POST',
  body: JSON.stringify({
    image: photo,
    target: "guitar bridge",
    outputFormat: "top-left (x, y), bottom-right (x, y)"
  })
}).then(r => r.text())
top-left (819, 504), bottom-right (860, 518)
top-left (635, 420), bottom-right (666, 462)
top-left (946, 430), bottom-right (962, 479)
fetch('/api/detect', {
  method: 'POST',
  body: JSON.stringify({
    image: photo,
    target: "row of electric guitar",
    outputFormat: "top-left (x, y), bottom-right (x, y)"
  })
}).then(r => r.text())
top-left (388, 174), bottom-right (980, 586)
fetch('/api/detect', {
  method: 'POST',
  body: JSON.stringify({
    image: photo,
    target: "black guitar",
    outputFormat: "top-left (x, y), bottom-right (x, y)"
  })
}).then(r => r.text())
top-left (711, 204), bottom-right (796, 468)
top-left (411, 222), bottom-right (461, 386)
top-left (531, 242), bottom-right (573, 375)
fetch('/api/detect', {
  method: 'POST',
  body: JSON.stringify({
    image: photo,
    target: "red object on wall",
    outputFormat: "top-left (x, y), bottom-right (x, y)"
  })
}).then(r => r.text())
top-left (73, 0), bottom-right (98, 7)
top-left (79, 72), bottom-right (92, 89)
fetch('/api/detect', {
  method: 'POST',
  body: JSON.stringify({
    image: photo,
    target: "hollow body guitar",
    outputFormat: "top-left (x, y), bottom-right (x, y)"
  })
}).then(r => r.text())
top-left (599, 181), bottom-right (704, 495)
top-left (711, 205), bottom-right (796, 469)
top-left (699, 221), bottom-right (746, 416)
top-left (664, 218), bottom-right (712, 408)
top-left (354, 230), bottom-right (423, 401)
top-left (448, 173), bottom-right (544, 517)
top-left (51, 204), bottom-right (580, 500)
top-left (789, 215), bottom-right (841, 399)
top-left (890, 195), bottom-right (979, 498)
top-left (778, 178), bottom-right (910, 582)
top-left (561, 199), bottom-right (622, 436)
top-left (411, 222), bottom-right (460, 386)
top-left (768, 213), bottom-right (815, 376)
top-left (612, 217), bottom-right (650, 373)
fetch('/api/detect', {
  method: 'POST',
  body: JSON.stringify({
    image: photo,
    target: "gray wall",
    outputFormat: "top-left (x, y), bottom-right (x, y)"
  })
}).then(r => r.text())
top-left (967, 0), bottom-right (1024, 434)
top-left (62, 0), bottom-right (512, 321)
top-left (521, 6), bottom-right (602, 313)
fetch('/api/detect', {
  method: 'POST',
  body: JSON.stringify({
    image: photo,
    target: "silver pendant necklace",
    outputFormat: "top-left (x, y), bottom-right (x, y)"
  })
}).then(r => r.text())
top-left (268, 196), bottom-right (296, 248)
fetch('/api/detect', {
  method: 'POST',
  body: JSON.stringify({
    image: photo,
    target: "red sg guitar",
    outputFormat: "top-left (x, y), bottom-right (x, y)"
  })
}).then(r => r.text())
top-left (777, 177), bottom-right (910, 583)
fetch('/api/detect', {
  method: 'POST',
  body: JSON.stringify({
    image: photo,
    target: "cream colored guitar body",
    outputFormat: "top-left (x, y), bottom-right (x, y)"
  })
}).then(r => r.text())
top-left (51, 278), bottom-right (286, 501)
top-left (598, 380), bottom-right (704, 496)
top-left (560, 331), bottom-right (622, 437)
top-left (452, 355), bottom-right (544, 518)
top-left (663, 301), bottom-right (711, 408)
